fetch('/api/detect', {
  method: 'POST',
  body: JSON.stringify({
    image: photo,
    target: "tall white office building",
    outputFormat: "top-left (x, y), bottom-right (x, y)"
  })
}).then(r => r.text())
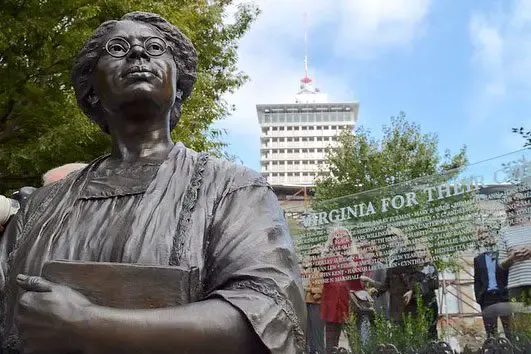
top-left (256, 72), bottom-right (359, 187)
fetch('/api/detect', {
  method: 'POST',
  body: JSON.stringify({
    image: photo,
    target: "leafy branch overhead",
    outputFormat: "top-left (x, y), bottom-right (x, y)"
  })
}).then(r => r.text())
top-left (0, 0), bottom-right (259, 192)
top-left (512, 127), bottom-right (531, 148)
top-left (314, 112), bottom-right (468, 203)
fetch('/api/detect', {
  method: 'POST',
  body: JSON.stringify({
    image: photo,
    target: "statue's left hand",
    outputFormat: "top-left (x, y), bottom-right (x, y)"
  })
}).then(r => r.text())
top-left (16, 274), bottom-right (93, 353)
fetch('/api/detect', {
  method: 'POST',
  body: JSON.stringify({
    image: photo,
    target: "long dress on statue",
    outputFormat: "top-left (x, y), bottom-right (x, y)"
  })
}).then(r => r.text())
top-left (0, 143), bottom-right (306, 354)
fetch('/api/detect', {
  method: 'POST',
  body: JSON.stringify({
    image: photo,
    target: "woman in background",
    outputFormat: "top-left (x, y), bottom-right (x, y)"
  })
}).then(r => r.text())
top-left (320, 228), bottom-right (364, 354)
top-left (372, 228), bottom-right (422, 324)
top-left (360, 241), bottom-right (389, 320)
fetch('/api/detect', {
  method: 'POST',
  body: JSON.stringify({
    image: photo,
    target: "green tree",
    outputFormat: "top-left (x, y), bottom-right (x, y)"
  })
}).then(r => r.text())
top-left (314, 112), bottom-right (467, 202)
top-left (0, 0), bottom-right (258, 192)
top-left (513, 127), bottom-right (531, 148)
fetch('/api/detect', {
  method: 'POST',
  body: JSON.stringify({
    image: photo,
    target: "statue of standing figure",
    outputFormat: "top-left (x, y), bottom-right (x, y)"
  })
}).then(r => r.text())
top-left (0, 12), bottom-right (305, 354)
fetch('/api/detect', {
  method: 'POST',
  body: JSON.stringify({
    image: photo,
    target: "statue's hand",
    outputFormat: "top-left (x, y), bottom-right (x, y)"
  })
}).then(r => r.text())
top-left (16, 274), bottom-right (93, 353)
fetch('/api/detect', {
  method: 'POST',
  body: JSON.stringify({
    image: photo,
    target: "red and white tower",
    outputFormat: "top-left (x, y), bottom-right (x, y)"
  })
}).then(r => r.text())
top-left (256, 13), bottom-right (358, 187)
top-left (295, 13), bottom-right (328, 104)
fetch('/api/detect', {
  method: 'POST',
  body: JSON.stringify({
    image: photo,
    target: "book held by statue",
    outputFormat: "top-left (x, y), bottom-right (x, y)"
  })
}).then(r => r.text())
top-left (42, 260), bottom-right (199, 309)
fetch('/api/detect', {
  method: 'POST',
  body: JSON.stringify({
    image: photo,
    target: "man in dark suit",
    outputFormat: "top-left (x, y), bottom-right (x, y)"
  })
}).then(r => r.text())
top-left (474, 247), bottom-right (511, 338)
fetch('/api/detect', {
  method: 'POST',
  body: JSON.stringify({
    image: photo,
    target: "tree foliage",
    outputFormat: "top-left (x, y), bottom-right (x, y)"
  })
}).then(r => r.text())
top-left (314, 112), bottom-right (468, 203)
top-left (513, 127), bottom-right (531, 148)
top-left (0, 0), bottom-right (258, 192)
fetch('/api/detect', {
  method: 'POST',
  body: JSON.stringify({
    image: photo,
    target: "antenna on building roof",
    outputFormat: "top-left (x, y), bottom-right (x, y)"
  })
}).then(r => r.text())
top-left (295, 13), bottom-right (328, 103)
top-left (301, 12), bottom-right (312, 86)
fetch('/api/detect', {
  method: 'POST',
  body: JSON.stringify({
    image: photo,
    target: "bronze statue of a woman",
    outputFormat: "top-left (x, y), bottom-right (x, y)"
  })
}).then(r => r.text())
top-left (0, 12), bottom-right (305, 354)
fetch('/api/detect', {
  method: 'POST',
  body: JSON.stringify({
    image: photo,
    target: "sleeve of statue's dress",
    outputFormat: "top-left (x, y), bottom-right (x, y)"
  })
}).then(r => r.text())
top-left (204, 184), bottom-right (306, 354)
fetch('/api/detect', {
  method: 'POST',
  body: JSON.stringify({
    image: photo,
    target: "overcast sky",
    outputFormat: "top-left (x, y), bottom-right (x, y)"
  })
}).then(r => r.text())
top-left (216, 0), bottom-right (530, 171)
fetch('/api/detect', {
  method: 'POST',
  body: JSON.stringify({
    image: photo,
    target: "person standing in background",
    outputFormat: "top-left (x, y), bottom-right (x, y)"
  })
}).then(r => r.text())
top-left (320, 228), bottom-right (364, 354)
top-left (303, 245), bottom-right (325, 354)
top-left (360, 242), bottom-right (389, 319)
top-left (416, 249), bottom-right (439, 340)
top-left (474, 234), bottom-right (511, 338)
top-left (0, 163), bottom-right (88, 233)
top-left (373, 228), bottom-right (419, 325)
top-left (498, 189), bottom-right (531, 303)
top-left (42, 163), bottom-right (88, 186)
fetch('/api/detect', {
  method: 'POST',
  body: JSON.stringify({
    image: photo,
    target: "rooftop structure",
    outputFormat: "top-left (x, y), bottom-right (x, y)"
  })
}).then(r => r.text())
top-left (256, 14), bottom-right (359, 187)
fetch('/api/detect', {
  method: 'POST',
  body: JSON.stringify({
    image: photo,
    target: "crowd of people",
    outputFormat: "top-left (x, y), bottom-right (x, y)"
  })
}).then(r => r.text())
top-left (301, 186), bottom-right (531, 354)
top-left (301, 227), bottom-right (440, 354)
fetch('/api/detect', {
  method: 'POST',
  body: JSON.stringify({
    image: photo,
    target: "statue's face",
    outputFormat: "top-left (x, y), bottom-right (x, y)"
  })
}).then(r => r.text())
top-left (92, 20), bottom-right (177, 119)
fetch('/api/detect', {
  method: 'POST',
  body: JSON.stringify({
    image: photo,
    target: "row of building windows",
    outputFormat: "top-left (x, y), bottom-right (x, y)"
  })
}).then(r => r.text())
top-left (263, 172), bottom-right (316, 177)
top-left (262, 148), bottom-right (328, 154)
top-left (263, 160), bottom-right (324, 165)
top-left (263, 106), bottom-right (352, 113)
top-left (262, 125), bottom-right (351, 132)
top-left (265, 136), bottom-right (336, 143)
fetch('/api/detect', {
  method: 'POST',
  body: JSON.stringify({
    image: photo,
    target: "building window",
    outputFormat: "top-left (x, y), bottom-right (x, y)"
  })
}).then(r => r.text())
top-left (287, 137), bottom-right (292, 142)
top-left (287, 126), bottom-right (292, 131)
top-left (287, 149), bottom-right (293, 153)
top-left (302, 126), bottom-right (307, 130)
top-left (272, 127), bottom-right (277, 131)
top-left (317, 137), bottom-right (322, 141)
top-left (331, 125), bottom-right (336, 130)
top-left (294, 126), bottom-right (299, 130)
top-left (316, 126), bottom-right (322, 130)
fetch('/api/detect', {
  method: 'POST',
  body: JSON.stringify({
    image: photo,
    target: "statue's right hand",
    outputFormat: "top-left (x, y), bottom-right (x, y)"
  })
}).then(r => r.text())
top-left (16, 274), bottom-right (94, 353)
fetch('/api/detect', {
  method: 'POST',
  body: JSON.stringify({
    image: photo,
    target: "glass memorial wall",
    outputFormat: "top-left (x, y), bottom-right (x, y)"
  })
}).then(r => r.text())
top-left (290, 149), bottom-right (531, 353)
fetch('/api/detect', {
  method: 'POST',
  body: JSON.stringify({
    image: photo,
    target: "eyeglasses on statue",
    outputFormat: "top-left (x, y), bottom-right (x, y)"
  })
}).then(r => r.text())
top-left (105, 37), bottom-right (169, 58)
